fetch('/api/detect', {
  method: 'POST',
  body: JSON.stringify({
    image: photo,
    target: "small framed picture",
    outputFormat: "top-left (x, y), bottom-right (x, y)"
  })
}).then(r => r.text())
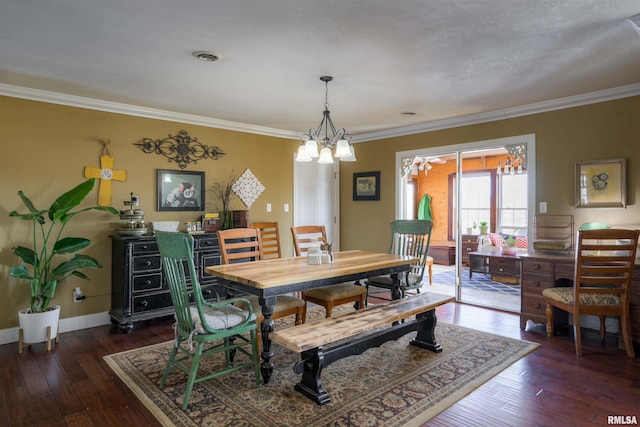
top-left (353, 171), bottom-right (380, 201)
top-left (575, 158), bottom-right (626, 208)
top-left (157, 169), bottom-right (205, 211)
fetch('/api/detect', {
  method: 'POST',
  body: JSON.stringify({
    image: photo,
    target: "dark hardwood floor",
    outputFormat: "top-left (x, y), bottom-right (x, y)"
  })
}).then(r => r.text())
top-left (1, 302), bottom-right (639, 426)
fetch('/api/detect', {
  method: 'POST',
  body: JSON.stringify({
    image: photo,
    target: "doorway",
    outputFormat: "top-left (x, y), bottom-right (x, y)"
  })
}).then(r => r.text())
top-left (395, 134), bottom-right (536, 312)
top-left (292, 156), bottom-right (340, 254)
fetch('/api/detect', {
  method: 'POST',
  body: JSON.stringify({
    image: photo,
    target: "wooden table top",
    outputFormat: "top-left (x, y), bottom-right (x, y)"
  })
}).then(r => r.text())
top-left (205, 250), bottom-right (417, 290)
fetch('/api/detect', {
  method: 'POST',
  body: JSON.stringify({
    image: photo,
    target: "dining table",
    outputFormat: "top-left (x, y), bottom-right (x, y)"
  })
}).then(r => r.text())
top-left (205, 249), bottom-right (416, 384)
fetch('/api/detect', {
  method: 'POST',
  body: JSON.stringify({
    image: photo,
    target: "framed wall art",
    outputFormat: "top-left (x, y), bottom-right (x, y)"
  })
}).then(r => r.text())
top-left (353, 171), bottom-right (380, 201)
top-left (575, 158), bottom-right (626, 208)
top-left (157, 169), bottom-right (205, 211)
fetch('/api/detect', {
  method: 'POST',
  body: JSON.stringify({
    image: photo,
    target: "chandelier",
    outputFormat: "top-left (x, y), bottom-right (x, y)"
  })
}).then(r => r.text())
top-left (295, 76), bottom-right (356, 163)
top-left (496, 144), bottom-right (526, 175)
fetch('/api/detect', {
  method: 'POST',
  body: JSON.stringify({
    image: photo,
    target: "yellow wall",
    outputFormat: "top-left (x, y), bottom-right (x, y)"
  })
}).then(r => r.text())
top-left (339, 96), bottom-right (640, 253)
top-left (0, 96), bottom-right (299, 329)
top-left (2, 94), bottom-right (640, 331)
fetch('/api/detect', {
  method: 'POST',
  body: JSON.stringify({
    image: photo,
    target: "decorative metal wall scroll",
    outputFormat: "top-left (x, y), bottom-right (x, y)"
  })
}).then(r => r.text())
top-left (134, 130), bottom-right (225, 169)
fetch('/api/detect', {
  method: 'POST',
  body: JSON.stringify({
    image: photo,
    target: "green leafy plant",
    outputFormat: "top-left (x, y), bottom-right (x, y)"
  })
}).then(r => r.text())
top-left (479, 221), bottom-right (488, 227)
top-left (9, 178), bottom-right (118, 313)
top-left (503, 234), bottom-right (517, 247)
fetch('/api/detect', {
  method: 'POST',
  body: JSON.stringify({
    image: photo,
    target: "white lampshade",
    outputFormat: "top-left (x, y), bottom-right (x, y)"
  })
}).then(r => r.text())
top-left (317, 147), bottom-right (334, 164)
top-left (340, 144), bottom-right (357, 162)
top-left (334, 139), bottom-right (351, 158)
top-left (295, 144), bottom-right (312, 162)
top-left (304, 139), bottom-right (320, 158)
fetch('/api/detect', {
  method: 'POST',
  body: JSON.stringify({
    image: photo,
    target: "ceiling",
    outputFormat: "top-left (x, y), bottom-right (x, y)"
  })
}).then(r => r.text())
top-left (2, 1), bottom-right (640, 142)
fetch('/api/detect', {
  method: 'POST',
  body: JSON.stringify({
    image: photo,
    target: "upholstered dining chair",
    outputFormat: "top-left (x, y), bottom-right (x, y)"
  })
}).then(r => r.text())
top-left (291, 225), bottom-right (367, 317)
top-left (155, 231), bottom-right (260, 409)
top-left (365, 219), bottom-right (433, 302)
top-left (217, 228), bottom-right (306, 325)
top-left (249, 221), bottom-right (282, 259)
top-left (543, 228), bottom-right (639, 358)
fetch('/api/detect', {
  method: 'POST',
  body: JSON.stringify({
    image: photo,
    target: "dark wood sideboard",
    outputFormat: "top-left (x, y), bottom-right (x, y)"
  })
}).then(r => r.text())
top-left (520, 252), bottom-right (640, 344)
top-left (109, 233), bottom-right (223, 331)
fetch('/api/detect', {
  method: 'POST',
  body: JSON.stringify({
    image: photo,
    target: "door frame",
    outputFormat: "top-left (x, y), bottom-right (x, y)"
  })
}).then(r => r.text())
top-left (394, 134), bottom-right (536, 303)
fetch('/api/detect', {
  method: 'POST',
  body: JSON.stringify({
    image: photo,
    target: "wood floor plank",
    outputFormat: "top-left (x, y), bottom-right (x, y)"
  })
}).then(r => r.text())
top-left (2, 300), bottom-right (639, 426)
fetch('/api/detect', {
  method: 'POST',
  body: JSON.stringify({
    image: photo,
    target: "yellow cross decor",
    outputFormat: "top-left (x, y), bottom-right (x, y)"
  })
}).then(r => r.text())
top-left (84, 139), bottom-right (127, 206)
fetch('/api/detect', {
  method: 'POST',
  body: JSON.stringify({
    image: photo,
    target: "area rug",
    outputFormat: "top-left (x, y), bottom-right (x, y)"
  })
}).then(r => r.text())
top-left (432, 269), bottom-right (521, 296)
top-left (104, 308), bottom-right (538, 427)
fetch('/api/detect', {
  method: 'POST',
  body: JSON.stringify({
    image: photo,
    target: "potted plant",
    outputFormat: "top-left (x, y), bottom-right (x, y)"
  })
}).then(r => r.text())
top-left (209, 172), bottom-right (239, 230)
top-left (502, 234), bottom-right (518, 255)
top-left (9, 178), bottom-right (118, 347)
top-left (479, 221), bottom-right (489, 235)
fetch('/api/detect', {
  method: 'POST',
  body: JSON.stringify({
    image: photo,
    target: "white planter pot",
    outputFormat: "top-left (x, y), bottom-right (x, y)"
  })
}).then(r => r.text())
top-left (18, 305), bottom-right (61, 344)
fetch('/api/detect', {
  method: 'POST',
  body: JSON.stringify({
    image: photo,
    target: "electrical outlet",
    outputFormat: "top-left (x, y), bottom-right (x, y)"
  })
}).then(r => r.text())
top-left (73, 287), bottom-right (84, 303)
top-left (266, 203), bottom-right (272, 212)
top-left (539, 202), bottom-right (547, 214)
top-left (284, 203), bottom-right (289, 212)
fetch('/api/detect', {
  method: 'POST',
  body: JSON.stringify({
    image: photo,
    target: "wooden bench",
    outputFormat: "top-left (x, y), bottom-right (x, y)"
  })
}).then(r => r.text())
top-left (271, 292), bottom-right (455, 405)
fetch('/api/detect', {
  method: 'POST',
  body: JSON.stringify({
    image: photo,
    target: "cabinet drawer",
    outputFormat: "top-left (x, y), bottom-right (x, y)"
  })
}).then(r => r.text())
top-left (133, 273), bottom-right (163, 292)
top-left (132, 241), bottom-right (159, 254)
top-left (133, 292), bottom-right (173, 313)
top-left (522, 293), bottom-right (546, 316)
top-left (197, 236), bottom-right (219, 250)
top-left (199, 285), bottom-right (219, 300)
top-left (522, 260), bottom-right (553, 274)
top-left (489, 257), bottom-right (518, 275)
top-left (522, 274), bottom-right (554, 293)
top-left (132, 255), bottom-right (161, 272)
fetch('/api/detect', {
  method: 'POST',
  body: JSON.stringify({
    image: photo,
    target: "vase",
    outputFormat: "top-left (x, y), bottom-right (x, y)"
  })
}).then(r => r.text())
top-left (220, 211), bottom-right (233, 230)
top-left (479, 225), bottom-right (488, 235)
top-left (18, 305), bottom-right (61, 348)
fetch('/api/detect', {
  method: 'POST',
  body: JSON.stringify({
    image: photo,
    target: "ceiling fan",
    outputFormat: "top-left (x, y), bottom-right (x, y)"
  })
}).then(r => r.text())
top-left (401, 156), bottom-right (447, 178)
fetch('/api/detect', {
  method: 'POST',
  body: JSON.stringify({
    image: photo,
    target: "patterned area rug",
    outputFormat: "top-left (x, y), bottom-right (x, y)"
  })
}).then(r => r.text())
top-left (432, 269), bottom-right (521, 296)
top-left (104, 306), bottom-right (537, 427)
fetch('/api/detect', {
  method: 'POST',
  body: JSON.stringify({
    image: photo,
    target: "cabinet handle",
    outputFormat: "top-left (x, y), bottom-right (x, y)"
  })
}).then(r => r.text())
top-left (140, 300), bottom-right (148, 307)
top-left (145, 260), bottom-right (152, 266)
top-left (534, 264), bottom-right (541, 270)
top-left (145, 280), bottom-right (152, 285)
top-left (535, 303), bottom-right (541, 309)
top-left (499, 268), bottom-right (504, 272)
top-left (203, 289), bottom-right (212, 295)
top-left (204, 241), bottom-right (212, 246)
top-left (141, 245), bottom-right (148, 250)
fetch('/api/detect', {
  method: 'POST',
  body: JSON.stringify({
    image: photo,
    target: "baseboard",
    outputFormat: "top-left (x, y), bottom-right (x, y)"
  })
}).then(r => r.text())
top-left (0, 311), bottom-right (111, 346)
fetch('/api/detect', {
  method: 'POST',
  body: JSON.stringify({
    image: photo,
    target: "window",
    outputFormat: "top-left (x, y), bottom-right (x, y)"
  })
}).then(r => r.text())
top-left (460, 172), bottom-right (492, 230)
top-left (498, 173), bottom-right (528, 235)
top-left (448, 170), bottom-right (527, 238)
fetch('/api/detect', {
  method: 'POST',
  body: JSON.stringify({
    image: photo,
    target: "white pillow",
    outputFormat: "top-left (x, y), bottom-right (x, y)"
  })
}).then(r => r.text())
top-left (188, 304), bottom-right (255, 333)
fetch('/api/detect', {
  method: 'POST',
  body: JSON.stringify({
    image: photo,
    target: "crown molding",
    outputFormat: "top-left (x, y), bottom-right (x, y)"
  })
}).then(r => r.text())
top-left (0, 83), bottom-right (299, 140)
top-left (353, 82), bottom-right (640, 142)
top-left (2, 82), bottom-right (639, 143)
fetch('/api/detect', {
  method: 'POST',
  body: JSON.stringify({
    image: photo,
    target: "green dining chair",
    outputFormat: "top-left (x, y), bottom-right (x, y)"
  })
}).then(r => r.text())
top-left (365, 219), bottom-right (433, 302)
top-left (155, 231), bottom-right (260, 410)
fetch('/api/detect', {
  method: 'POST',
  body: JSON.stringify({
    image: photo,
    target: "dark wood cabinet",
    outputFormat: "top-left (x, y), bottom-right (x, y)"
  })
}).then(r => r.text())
top-left (460, 234), bottom-right (478, 265)
top-left (109, 234), bottom-right (222, 330)
top-left (520, 253), bottom-right (640, 344)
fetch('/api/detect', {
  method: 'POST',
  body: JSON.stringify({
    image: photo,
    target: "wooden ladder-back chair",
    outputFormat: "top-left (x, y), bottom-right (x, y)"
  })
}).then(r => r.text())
top-left (155, 231), bottom-right (260, 409)
top-left (249, 221), bottom-right (282, 259)
top-left (543, 228), bottom-right (639, 358)
top-left (290, 225), bottom-right (366, 317)
top-left (365, 219), bottom-right (433, 302)
top-left (217, 228), bottom-right (306, 325)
